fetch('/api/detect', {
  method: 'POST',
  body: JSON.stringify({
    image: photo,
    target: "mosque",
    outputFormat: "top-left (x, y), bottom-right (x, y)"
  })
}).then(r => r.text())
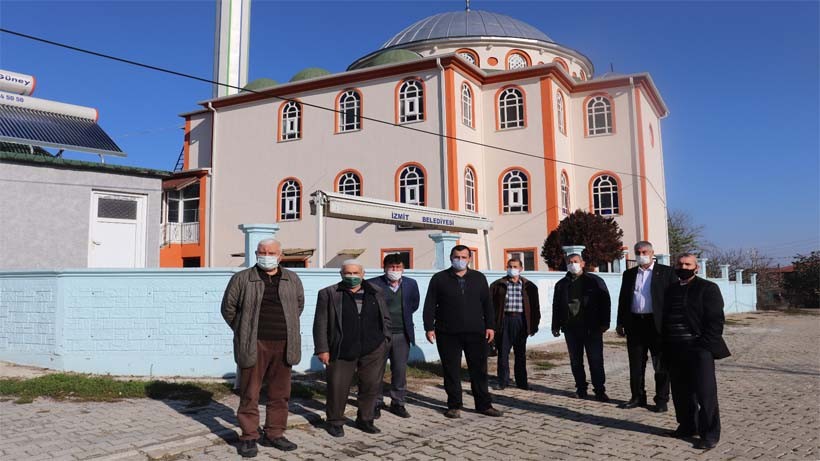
top-left (162, 5), bottom-right (670, 270)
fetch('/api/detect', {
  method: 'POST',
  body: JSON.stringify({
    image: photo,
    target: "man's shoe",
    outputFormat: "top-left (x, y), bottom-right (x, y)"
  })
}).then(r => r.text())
top-left (443, 408), bottom-right (461, 419)
top-left (494, 384), bottom-right (507, 391)
top-left (594, 392), bottom-right (611, 403)
top-left (355, 419), bottom-right (381, 434)
top-left (695, 439), bottom-right (718, 450)
top-left (480, 407), bottom-right (503, 417)
top-left (259, 435), bottom-right (297, 452)
top-left (389, 404), bottom-right (411, 418)
top-left (662, 429), bottom-right (695, 439)
top-left (374, 407), bottom-right (381, 419)
top-left (575, 389), bottom-right (589, 399)
top-left (651, 402), bottom-right (669, 413)
top-left (619, 396), bottom-right (647, 409)
top-left (237, 439), bottom-right (258, 458)
top-left (326, 425), bottom-right (344, 438)
top-left (516, 384), bottom-right (531, 391)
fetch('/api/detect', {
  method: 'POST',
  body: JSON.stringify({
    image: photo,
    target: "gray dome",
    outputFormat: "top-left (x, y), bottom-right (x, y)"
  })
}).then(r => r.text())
top-left (382, 10), bottom-right (553, 49)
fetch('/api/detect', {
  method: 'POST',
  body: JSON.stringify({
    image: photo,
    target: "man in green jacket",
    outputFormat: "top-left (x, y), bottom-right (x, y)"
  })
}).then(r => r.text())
top-left (221, 239), bottom-right (305, 458)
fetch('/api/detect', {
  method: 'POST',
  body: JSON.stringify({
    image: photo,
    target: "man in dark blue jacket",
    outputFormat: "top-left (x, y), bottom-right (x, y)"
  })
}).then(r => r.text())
top-left (551, 252), bottom-right (611, 401)
top-left (423, 245), bottom-right (502, 419)
top-left (367, 253), bottom-right (420, 418)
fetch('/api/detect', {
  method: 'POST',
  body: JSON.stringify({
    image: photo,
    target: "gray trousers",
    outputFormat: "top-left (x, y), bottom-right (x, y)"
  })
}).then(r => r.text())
top-left (377, 332), bottom-right (410, 407)
top-left (326, 340), bottom-right (387, 426)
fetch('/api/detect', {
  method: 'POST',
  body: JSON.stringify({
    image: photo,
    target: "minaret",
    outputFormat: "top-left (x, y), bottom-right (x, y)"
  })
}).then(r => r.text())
top-left (213, 0), bottom-right (252, 98)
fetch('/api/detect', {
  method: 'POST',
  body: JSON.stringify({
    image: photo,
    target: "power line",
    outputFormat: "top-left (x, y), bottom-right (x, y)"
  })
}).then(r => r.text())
top-left (1, 27), bottom-right (669, 207)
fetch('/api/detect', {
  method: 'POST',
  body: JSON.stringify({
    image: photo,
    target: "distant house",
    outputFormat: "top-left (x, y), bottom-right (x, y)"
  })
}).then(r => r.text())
top-left (0, 142), bottom-right (170, 269)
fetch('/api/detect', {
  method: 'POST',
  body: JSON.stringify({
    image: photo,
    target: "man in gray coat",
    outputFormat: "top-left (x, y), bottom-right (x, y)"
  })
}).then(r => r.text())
top-left (221, 239), bottom-right (304, 458)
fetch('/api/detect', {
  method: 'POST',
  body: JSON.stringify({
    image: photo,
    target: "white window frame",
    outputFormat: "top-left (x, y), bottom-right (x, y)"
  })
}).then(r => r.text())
top-left (556, 91), bottom-right (566, 135)
top-left (399, 80), bottom-right (424, 123)
top-left (280, 179), bottom-right (301, 221)
top-left (502, 169), bottom-right (529, 213)
top-left (507, 250), bottom-right (536, 271)
top-left (499, 88), bottom-right (525, 130)
top-left (337, 171), bottom-right (361, 196)
top-left (507, 53), bottom-right (528, 70)
top-left (459, 51), bottom-right (477, 65)
top-left (560, 172), bottom-right (570, 216)
top-left (461, 83), bottom-right (473, 128)
top-left (164, 183), bottom-right (200, 224)
top-left (338, 90), bottom-right (361, 132)
top-left (587, 96), bottom-right (612, 136)
top-left (399, 165), bottom-right (425, 206)
top-left (464, 167), bottom-right (476, 212)
top-left (281, 101), bottom-right (301, 140)
top-left (592, 174), bottom-right (620, 215)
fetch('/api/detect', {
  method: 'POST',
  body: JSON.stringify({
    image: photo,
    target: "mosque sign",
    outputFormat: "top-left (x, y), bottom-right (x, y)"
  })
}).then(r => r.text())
top-left (310, 190), bottom-right (492, 234)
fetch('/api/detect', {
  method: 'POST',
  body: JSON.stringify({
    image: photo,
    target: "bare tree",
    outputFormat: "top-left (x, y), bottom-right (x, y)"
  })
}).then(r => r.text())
top-left (667, 210), bottom-right (706, 256)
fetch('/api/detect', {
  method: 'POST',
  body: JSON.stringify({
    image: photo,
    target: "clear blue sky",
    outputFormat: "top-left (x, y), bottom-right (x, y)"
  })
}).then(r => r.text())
top-left (1, 1), bottom-right (817, 262)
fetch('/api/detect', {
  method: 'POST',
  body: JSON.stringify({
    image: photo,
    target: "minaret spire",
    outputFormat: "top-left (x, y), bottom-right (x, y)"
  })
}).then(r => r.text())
top-left (466, 0), bottom-right (470, 12)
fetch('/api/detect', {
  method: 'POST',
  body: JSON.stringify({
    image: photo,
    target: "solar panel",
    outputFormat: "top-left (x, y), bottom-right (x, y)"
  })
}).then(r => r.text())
top-left (0, 104), bottom-right (124, 157)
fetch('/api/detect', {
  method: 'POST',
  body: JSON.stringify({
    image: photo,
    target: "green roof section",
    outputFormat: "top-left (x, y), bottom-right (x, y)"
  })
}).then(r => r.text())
top-left (289, 67), bottom-right (332, 82)
top-left (0, 141), bottom-right (53, 157)
top-left (351, 49), bottom-right (422, 70)
top-left (0, 150), bottom-right (172, 178)
top-left (242, 78), bottom-right (279, 92)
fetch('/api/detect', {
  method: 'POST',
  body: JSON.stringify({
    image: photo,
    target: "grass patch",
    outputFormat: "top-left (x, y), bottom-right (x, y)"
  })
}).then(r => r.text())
top-left (724, 318), bottom-right (749, 326)
top-left (0, 373), bottom-right (233, 405)
top-left (290, 381), bottom-right (325, 400)
top-left (526, 349), bottom-right (565, 371)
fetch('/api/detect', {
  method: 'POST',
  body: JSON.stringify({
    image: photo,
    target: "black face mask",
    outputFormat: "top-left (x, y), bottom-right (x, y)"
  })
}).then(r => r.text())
top-left (675, 268), bottom-right (696, 280)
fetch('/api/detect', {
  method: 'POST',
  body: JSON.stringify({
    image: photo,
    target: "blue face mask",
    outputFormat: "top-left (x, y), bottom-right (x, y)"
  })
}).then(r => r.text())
top-left (256, 255), bottom-right (279, 271)
top-left (451, 258), bottom-right (468, 271)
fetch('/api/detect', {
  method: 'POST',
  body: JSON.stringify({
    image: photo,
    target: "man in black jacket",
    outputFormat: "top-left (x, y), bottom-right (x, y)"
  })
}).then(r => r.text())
top-left (423, 245), bottom-right (502, 419)
top-left (313, 260), bottom-right (392, 438)
top-left (662, 253), bottom-right (730, 450)
top-left (616, 241), bottom-right (676, 412)
top-left (551, 253), bottom-right (611, 401)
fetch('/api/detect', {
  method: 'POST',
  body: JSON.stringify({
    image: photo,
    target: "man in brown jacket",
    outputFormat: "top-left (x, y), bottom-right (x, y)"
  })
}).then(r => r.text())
top-left (490, 258), bottom-right (541, 390)
top-left (221, 239), bottom-right (304, 458)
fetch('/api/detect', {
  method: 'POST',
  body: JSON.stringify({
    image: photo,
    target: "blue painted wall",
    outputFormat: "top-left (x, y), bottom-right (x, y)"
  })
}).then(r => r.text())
top-left (0, 268), bottom-right (758, 377)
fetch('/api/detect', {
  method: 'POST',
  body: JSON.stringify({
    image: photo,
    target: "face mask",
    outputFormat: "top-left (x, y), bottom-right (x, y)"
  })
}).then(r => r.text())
top-left (506, 268), bottom-right (520, 278)
top-left (675, 268), bottom-right (696, 280)
top-left (386, 270), bottom-right (403, 282)
top-left (636, 255), bottom-right (652, 266)
top-left (451, 259), bottom-right (468, 271)
top-left (342, 276), bottom-right (362, 288)
top-left (256, 255), bottom-right (279, 271)
top-left (567, 263), bottom-right (582, 275)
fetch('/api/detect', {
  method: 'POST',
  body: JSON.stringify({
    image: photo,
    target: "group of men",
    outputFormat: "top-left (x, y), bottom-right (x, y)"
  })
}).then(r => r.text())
top-left (221, 239), bottom-right (729, 458)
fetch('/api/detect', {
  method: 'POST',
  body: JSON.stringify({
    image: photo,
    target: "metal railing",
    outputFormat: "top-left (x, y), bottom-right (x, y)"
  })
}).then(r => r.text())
top-left (162, 222), bottom-right (199, 245)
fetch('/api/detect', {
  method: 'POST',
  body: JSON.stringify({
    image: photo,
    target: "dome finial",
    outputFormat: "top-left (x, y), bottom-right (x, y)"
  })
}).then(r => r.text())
top-left (465, 0), bottom-right (470, 12)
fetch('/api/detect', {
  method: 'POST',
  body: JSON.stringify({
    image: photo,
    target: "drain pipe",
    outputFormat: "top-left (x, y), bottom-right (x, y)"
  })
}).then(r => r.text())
top-left (207, 102), bottom-right (217, 267)
top-left (436, 57), bottom-right (448, 210)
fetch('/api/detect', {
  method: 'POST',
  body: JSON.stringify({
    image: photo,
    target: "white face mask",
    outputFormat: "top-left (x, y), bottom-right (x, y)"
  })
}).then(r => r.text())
top-left (256, 255), bottom-right (279, 271)
top-left (386, 270), bottom-right (403, 282)
top-left (636, 255), bottom-right (652, 266)
top-left (451, 259), bottom-right (468, 271)
top-left (506, 268), bottom-right (520, 278)
top-left (567, 262), bottom-right (582, 275)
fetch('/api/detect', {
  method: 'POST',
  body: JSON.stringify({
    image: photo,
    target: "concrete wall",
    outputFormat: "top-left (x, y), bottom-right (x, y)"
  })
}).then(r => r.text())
top-left (0, 162), bottom-right (163, 269)
top-left (0, 268), bottom-right (758, 377)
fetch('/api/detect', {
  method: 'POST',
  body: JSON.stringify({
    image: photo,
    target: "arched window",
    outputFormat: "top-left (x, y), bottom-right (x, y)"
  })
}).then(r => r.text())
top-left (498, 87), bottom-right (525, 129)
top-left (461, 83), bottom-right (473, 128)
top-left (501, 169), bottom-right (529, 213)
top-left (280, 101), bottom-right (301, 140)
top-left (464, 166), bottom-right (477, 212)
top-left (279, 179), bottom-right (301, 220)
top-left (556, 90), bottom-right (566, 135)
top-left (553, 57), bottom-right (569, 72)
top-left (587, 95), bottom-right (613, 135)
top-left (338, 90), bottom-right (361, 132)
top-left (580, 69), bottom-right (587, 81)
top-left (398, 164), bottom-right (425, 205)
top-left (507, 52), bottom-right (529, 70)
top-left (337, 171), bottom-right (361, 196)
top-left (456, 48), bottom-right (479, 66)
top-left (398, 79), bottom-right (424, 123)
top-left (592, 174), bottom-right (620, 215)
top-left (560, 171), bottom-right (570, 216)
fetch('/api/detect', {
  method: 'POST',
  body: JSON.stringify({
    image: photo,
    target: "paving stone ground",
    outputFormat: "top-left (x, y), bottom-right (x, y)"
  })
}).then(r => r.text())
top-left (1, 311), bottom-right (818, 460)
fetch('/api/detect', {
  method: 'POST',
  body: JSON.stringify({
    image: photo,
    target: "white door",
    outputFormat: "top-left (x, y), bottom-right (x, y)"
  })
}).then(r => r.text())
top-left (89, 191), bottom-right (147, 268)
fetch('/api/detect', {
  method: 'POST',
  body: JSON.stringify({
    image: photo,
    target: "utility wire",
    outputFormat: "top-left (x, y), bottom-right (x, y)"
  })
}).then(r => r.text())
top-left (1, 27), bottom-right (669, 207)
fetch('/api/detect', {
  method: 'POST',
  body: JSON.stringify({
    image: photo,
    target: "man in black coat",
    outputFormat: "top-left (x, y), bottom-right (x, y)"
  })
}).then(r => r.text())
top-left (662, 253), bottom-right (730, 450)
top-left (423, 245), bottom-right (503, 419)
top-left (551, 252), bottom-right (611, 401)
top-left (616, 241), bottom-right (676, 412)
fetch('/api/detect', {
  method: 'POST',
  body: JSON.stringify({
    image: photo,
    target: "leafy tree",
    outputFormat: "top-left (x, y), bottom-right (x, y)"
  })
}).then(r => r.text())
top-left (783, 251), bottom-right (820, 308)
top-left (541, 210), bottom-right (624, 271)
top-left (667, 210), bottom-right (705, 256)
